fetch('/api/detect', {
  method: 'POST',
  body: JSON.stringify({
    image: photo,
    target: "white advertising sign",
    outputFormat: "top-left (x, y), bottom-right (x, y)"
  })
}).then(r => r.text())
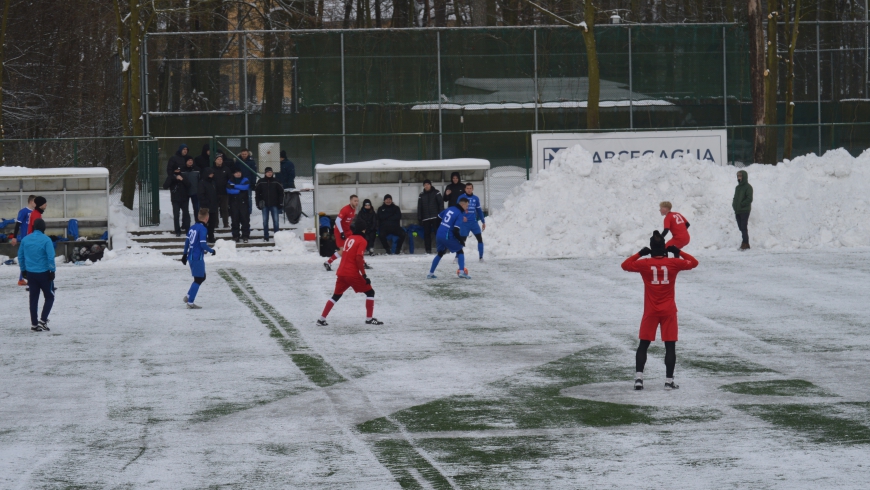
top-left (531, 130), bottom-right (728, 176)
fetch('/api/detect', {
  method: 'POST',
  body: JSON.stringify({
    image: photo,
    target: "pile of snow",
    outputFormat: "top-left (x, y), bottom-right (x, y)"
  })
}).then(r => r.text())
top-left (108, 204), bottom-right (135, 250)
top-left (213, 239), bottom-right (238, 258)
top-left (273, 231), bottom-right (307, 255)
top-left (487, 145), bottom-right (870, 258)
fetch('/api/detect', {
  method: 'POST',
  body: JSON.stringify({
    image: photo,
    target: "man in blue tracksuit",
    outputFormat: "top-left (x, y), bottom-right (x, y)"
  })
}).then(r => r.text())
top-left (181, 208), bottom-right (216, 309)
top-left (428, 197), bottom-right (471, 279)
top-left (12, 194), bottom-right (36, 286)
top-left (460, 183), bottom-right (486, 260)
top-left (18, 219), bottom-right (56, 331)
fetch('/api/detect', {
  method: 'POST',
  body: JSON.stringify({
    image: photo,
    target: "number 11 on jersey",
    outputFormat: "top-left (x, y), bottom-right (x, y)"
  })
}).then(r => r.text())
top-left (650, 266), bottom-right (669, 285)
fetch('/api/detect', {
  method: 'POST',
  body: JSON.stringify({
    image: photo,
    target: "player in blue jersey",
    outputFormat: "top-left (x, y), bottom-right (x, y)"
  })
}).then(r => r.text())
top-left (11, 195), bottom-right (37, 286)
top-left (428, 197), bottom-right (471, 279)
top-left (181, 208), bottom-right (216, 309)
top-left (460, 183), bottom-right (486, 261)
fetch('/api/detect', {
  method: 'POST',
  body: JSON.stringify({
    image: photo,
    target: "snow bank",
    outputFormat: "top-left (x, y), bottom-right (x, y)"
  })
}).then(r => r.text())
top-left (108, 204), bottom-right (135, 250)
top-left (487, 145), bottom-right (870, 258)
top-left (213, 239), bottom-right (237, 258)
top-left (273, 231), bottom-right (307, 255)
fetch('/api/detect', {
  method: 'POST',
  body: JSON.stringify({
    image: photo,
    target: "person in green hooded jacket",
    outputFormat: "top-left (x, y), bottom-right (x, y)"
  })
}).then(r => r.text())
top-left (732, 170), bottom-right (753, 250)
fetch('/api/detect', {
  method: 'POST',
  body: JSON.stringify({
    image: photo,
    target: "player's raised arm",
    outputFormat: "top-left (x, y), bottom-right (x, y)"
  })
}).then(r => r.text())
top-left (621, 247), bottom-right (651, 271)
top-left (675, 250), bottom-right (699, 270)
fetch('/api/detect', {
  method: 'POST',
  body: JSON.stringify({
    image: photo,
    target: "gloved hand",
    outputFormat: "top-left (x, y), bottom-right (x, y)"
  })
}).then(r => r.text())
top-left (22, 271), bottom-right (27, 279)
top-left (340, 233), bottom-right (346, 240)
top-left (227, 183), bottom-right (236, 189)
top-left (638, 247), bottom-right (651, 257)
top-left (364, 275), bottom-right (371, 285)
top-left (210, 250), bottom-right (216, 256)
top-left (181, 254), bottom-right (188, 265)
top-left (667, 245), bottom-right (681, 258)
top-left (257, 200), bottom-right (265, 210)
top-left (48, 271), bottom-right (55, 281)
top-left (460, 236), bottom-right (467, 246)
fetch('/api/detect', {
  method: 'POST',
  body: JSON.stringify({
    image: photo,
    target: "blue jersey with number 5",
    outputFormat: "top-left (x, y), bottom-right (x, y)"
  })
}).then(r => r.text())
top-left (437, 206), bottom-right (463, 239)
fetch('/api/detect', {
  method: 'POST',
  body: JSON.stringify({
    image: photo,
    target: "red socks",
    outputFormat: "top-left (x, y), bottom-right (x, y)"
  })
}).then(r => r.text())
top-left (320, 298), bottom-right (336, 319)
top-left (327, 253), bottom-right (338, 264)
top-left (366, 298), bottom-right (374, 318)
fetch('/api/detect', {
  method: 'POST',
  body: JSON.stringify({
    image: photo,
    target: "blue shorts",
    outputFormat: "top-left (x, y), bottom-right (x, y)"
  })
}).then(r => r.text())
top-left (436, 235), bottom-right (464, 254)
top-left (461, 218), bottom-right (482, 237)
top-left (189, 258), bottom-right (206, 278)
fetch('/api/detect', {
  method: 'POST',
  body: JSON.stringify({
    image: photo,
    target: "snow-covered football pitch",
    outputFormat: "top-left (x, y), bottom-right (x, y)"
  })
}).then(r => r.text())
top-left (2, 249), bottom-right (870, 488)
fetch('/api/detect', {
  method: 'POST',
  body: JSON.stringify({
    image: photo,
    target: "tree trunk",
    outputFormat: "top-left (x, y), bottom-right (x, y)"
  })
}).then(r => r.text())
top-left (783, 0), bottom-right (801, 160)
top-left (486, 0), bottom-right (497, 25)
top-left (763, 0), bottom-right (778, 164)
top-left (435, 0), bottom-right (447, 26)
top-left (472, 0), bottom-right (486, 25)
top-left (317, 0), bottom-right (326, 27)
top-left (0, 0), bottom-right (11, 164)
top-left (582, 1), bottom-right (599, 129)
top-left (747, 0), bottom-right (766, 164)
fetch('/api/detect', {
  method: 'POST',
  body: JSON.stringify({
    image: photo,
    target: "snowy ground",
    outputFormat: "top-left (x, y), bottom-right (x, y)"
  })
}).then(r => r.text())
top-left (2, 247), bottom-right (870, 488)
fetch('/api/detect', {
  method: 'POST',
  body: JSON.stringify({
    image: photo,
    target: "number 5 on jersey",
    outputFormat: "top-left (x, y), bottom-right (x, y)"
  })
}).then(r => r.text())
top-left (650, 266), bottom-right (669, 284)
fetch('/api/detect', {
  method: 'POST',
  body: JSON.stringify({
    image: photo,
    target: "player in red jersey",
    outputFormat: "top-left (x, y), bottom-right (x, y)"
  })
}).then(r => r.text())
top-left (659, 201), bottom-right (690, 249)
top-left (621, 230), bottom-right (698, 391)
top-left (317, 219), bottom-right (383, 326)
top-left (324, 195), bottom-right (359, 271)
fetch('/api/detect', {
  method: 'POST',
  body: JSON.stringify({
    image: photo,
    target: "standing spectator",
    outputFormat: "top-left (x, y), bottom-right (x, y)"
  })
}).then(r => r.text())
top-left (167, 144), bottom-right (189, 175)
top-left (235, 148), bottom-right (257, 216)
top-left (255, 167), bottom-right (284, 241)
top-left (18, 218), bottom-right (56, 332)
top-left (11, 195), bottom-right (36, 286)
top-left (377, 194), bottom-right (406, 254)
top-left (181, 157), bottom-right (200, 217)
top-left (211, 154), bottom-right (232, 229)
top-left (27, 196), bottom-right (47, 235)
top-left (194, 144), bottom-right (211, 171)
top-left (417, 179), bottom-right (443, 254)
top-left (443, 172), bottom-right (464, 208)
top-left (356, 199), bottom-right (378, 255)
top-left (163, 167), bottom-right (191, 236)
top-left (278, 150), bottom-right (296, 189)
top-left (227, 168), bottom-right (251, 243)
top-left (198, 168), bottom-right (219, 243)
top-left (732, 169), bottom-right (753, 250)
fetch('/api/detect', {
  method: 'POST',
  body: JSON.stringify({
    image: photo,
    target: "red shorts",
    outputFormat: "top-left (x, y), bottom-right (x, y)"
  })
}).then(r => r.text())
top-left (665, 237), bottom-right (689, 249)
top-left (639, 313), bottom-right (679, 341)
top-left (334, 274), bottom-right (372, 295)
top-left (334, 228), bottom-right (350, 248)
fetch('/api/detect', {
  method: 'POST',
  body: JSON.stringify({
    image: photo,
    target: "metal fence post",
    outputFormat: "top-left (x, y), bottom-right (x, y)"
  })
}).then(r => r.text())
top-left (143, 35), bottom-right (150, 136)
top-left (243, 33), bottom-right (249, 150)
top-left (311, 136), bottom-right (316, 176)
top-left (723, 26), bottom-right (728, 127)
top-left (437, 31), bottom-right (443, 159)
top-left (73, 139), bottom-right (78, 167)
top-left (628, 26), bottom-right (633, 129)
top-left (341, 32), bottom-right (346, 163)
top-left (534, 29), bottom-right (539, 132)
top-left (817, 23), bottom-right (822, 156)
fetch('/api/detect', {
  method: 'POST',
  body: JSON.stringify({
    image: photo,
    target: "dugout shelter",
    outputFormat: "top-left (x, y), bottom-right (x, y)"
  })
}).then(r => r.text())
top-left (314, 158), bottom-right (491, 253)
top-left (0, 167), bottom-right (110, 256)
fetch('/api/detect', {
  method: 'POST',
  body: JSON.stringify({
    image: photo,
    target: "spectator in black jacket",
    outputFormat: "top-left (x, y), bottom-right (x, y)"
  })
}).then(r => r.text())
top-left (198, 168), bottom-right (219, 242)
top-left (194, 144), bottom-right (211, 171)
top-left (211, 155), bottom-right (232, 228)
top-left (443, 172), bottom-right (464, 208)
top-left (181, 157), bottom-right (200, 217)
top-left (279, 150), bottom-right (296, 189)
top-left (356, 199), bottom-right (378, 255)
top-left (255, 167), bottom-right (284, 241)
top-left (418, 179), bottom-right (443, 254)
top-left (377, 194), bottom-right (406, 254)
top-left (166, 144), bottom-right (189, 175)
top-left (163, 167), bottom-right (191, 236)
top-left (235, 148), bottom-right (257, 215)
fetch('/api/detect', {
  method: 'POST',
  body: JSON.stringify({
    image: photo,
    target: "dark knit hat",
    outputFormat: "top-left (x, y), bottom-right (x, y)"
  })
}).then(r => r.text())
top-left (280, 150), bottom-right (287, 158)
top-left (384, 194), bottom-right (393, 201)
top-left (264, 167), bottom-right (273, 173)
top-left (650, 230), bottom-right (667, 257)
top-left (34, 196), bottom-right (47, 208)
top-left (423, 179), bottom-right (432, 185)
top-left (33, 218), bottom-right (46, 233)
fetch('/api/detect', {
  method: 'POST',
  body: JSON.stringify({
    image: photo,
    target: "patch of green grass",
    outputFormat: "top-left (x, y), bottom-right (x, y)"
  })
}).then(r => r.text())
top-left (424, 436), bottom-right (551, 466)
top-left (259, 443), bottom-right (292, 456)
top-left (191, 388), bottom-right (308, 423)
top-left (681, 357), bottom-right (776, 375)
top-left (290, 353), bottom-right (345, 387)
top-left (357, 417), bottom-right (401, 434)
top-left (370, 439), bottom-right (453, 489)
top-left (422, 283), bottom-right (481, 300)
top-left (737, 403), bottom-right (870, 445)
top-left (721, 379), bottom-right (836, 397)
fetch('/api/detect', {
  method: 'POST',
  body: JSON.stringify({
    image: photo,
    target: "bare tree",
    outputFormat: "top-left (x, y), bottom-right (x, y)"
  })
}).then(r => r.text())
top-left (762, 0), bottom-right (778, 164)
top-left (523, 0), bottom-right (600, 129)
top-left (0, 0), bottom-right (11, 163)
top-left (782, 0), bottom-right (801, 160)
top-left (748, 0), bottom-right (766, 163)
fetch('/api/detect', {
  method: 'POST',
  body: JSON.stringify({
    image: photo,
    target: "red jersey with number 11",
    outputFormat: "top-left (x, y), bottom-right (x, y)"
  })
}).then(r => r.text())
top-left (621, 252), bottom-right (698, 315)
